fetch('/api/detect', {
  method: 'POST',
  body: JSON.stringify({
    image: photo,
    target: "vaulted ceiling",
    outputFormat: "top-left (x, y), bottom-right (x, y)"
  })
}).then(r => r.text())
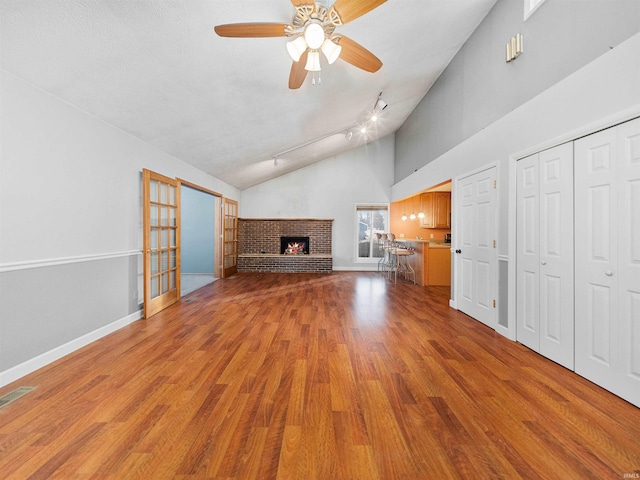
top-left (1, 0), bottom-right (496, 189)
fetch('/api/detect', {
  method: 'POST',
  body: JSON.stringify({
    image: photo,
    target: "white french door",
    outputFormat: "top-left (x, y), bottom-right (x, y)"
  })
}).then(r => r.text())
top-left (516, 143), bottom-right (574, 369)
top-left (574, 118), bottom-right (640, 407)
top-left (455, 166), bottom-right (497, 328)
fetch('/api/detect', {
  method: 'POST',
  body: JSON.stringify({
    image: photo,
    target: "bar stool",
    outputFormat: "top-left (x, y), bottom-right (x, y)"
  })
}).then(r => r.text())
top-left (376, 233), bottom-right (386, 272)
top-left (382, 233), bottom-right (397, 277)
top-left (394, 248), bottom-right (416, 284)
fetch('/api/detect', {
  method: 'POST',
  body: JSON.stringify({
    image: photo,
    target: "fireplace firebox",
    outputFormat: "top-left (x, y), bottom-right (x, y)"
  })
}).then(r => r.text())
top-left (280, 236), bottom-right (310, 255)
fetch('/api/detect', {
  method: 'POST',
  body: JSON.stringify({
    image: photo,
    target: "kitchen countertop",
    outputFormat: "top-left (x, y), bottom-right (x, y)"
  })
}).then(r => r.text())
top-left (396, 239), bottom-right (452, 249)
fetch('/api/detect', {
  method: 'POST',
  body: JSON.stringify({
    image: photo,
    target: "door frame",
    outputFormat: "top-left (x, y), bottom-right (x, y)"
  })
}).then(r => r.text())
top-left (177, 179), bottom-right (223, 280)
top-left (451, 162), bottom-right (499, 330)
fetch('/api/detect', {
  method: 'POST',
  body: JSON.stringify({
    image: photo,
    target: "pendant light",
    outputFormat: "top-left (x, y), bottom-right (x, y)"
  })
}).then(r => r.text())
top-left (418, 194), bottom-right (425, 219)
top-left (401, 200), bottom-right (407, 221)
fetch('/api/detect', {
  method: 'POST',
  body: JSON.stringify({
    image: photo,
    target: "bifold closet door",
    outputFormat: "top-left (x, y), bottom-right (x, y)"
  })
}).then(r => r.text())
top-left (516, 143), bottom-right (574, 369)
top-left (575, 117), bottom-right (640, 408)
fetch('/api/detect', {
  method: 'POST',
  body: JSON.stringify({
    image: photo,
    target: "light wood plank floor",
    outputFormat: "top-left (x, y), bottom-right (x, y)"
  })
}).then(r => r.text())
top-left (1, 272), bottom-right (639, 479)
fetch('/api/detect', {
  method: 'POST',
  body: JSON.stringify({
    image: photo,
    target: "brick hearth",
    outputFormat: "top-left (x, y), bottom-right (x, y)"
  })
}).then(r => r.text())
top-left (237, 218), bottom-right (333, 273)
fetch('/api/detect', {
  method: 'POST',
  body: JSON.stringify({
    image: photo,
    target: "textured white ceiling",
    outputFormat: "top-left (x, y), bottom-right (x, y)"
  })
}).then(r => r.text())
top-left (1, 0), bottom-right (496, 190)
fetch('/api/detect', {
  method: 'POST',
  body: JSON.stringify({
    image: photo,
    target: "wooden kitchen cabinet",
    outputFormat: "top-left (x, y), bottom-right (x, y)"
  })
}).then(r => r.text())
top-left (419, 192), bottom-right (451, 228)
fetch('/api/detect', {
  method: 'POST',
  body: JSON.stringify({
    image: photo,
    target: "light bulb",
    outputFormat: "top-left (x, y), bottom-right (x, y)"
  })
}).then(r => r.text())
top-left (409, 213), bottom-right (416, 220)
top-left (401, 214), bottom-right (407, 221)
top-left (418, 211), bottom-right (425, 219)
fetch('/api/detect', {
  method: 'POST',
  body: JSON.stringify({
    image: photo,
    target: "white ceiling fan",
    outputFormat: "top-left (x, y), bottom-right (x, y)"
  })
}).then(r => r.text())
top-left (214, 0), bottom-right (386, 89)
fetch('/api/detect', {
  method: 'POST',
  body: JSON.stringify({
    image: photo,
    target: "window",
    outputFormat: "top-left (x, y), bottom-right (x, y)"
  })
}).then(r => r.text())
top-left (524, 0), bottom-right (546, 21)
top-left (355, 204), bottom-right (388, 261)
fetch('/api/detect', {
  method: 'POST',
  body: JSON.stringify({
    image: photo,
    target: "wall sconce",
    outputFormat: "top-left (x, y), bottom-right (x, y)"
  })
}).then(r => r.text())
top-left (506, 33), bottom-right (523, 62)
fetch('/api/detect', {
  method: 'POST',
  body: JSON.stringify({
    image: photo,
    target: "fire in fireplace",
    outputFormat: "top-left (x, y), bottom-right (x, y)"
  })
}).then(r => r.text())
top-left (280, 236), bottom-right (310, 255)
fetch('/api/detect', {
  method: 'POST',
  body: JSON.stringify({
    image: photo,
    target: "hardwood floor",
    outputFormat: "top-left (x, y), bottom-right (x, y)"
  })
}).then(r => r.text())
top-left (1, 272), bottom-right (639, 479)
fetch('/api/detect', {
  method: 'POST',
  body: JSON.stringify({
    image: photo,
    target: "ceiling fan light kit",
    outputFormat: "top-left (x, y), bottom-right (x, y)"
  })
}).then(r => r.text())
top-left (214, 0), bottom-right (387, 89)
top-left (286, 36), bottom-right (307, 62)
top-left (320, 38), bottom-right (341, 64)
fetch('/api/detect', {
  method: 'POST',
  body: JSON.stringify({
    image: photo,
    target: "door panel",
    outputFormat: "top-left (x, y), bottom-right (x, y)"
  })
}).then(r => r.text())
top-left (575, 126), bottom-right (618, 392)
top-left (617, 118), bottom-right (640, 404)
top-left (517, 143), bottom-right (573, 368)
top-left (222, 198), bottom-right (238, 278)
top-left (538, 144), bottom-right (574, 368)
top-left (143, 169), bottom-right (180, 318)
top-left (455, 167), bottom-right (497, 328)
top-left (517, 154), bottom-right (540, 350)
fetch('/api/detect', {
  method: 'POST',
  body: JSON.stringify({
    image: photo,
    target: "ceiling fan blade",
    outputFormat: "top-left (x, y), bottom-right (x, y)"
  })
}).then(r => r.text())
top-left (329, 0), bottom-right (387, 24)
top-left (336, 36), bottom-right (382, 73)
top-left (289, 51), bottom-right (309, 89)
top-left (290, 0), bottom-right (314, 6)
top-left (214, 23), bottom-right (290, 38)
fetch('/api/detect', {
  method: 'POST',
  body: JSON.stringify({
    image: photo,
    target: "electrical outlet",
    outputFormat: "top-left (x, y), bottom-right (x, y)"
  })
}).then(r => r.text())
top-left (430, 234), bottom-right (434, 239)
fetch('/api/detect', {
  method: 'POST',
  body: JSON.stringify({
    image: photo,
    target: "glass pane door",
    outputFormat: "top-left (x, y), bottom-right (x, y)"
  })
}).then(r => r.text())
top-left (143, 169), bottom-right (180, 318)
top-left (222, 198), bottom-right (238, 277)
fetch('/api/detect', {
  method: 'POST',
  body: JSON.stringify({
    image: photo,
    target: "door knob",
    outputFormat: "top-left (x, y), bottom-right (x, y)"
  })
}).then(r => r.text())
top-left (605, 270), bottom-right (613, 276)
top-left (541, 261), bottom-right (547, 265)
top-left (455, 249), bottom-right (462, 254)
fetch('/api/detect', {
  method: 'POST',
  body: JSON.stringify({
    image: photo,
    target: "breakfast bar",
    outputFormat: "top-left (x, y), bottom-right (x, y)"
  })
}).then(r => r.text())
top-left (396, 239), bottom-right (451, 286)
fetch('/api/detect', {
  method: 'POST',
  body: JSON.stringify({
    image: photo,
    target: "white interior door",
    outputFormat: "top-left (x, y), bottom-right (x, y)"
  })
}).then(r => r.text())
top-left (516, 153), bottom-right (540, 351)
top-left (455, 166), bottom-right (497, 328)
top-left (516, 143), bottom-right (574, 370)
top-left (538, 144), bottom-right (574, 369)
top-left (616, 118), bottom-right (640, 406)
top-left (575, 117), bottom-right (640, 407)
top-left (575, 126), bottom-right (618, 393)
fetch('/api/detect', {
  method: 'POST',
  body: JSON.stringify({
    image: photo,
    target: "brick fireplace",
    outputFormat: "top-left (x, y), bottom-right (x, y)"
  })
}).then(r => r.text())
top-left (237, 218), bottom-right (333, 273)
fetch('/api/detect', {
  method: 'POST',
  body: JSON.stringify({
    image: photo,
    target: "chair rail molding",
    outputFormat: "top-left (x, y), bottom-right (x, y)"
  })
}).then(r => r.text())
top-left (0, 250), bottom-right (142, 273)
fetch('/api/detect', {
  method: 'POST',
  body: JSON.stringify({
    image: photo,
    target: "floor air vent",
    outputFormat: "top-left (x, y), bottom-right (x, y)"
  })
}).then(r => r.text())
top-left (0, 386), bottom-right (36, 409)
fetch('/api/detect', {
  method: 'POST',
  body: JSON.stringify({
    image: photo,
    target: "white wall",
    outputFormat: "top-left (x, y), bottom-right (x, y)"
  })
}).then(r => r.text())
top-left (180, 185), bottom-right (216, 274)
top-left (0, 70), bottom-right (239, 385)
top-left (240, 136), bottom-right (394, 270)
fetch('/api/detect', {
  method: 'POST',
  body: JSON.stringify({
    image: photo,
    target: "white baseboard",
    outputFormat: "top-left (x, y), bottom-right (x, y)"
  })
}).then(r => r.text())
top-left (449, 299), bottom-right (457, 309)
top-left (0, 309), bottom-right (143, 388)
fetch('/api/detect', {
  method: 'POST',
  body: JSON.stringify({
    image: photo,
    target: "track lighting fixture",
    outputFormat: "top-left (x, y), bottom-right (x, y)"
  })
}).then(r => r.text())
top-left (269, 94), bottom-right (389, 163)
top-left (375, 98), bottom-right (387, 111)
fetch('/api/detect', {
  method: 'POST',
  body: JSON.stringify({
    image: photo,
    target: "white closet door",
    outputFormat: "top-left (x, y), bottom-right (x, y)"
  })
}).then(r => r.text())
top-left (575, 126), bottom-right (618, 393)
top-left (516, 143), bottom-right (574, 369)
top-left (456, 167), bottom-right (497, 328)
top-left (516, 154), bottom-right (540, 351)
top-left (538, 143), bottom-right (574, 369)
top-left (617, 118), bottom-right (640, 405)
